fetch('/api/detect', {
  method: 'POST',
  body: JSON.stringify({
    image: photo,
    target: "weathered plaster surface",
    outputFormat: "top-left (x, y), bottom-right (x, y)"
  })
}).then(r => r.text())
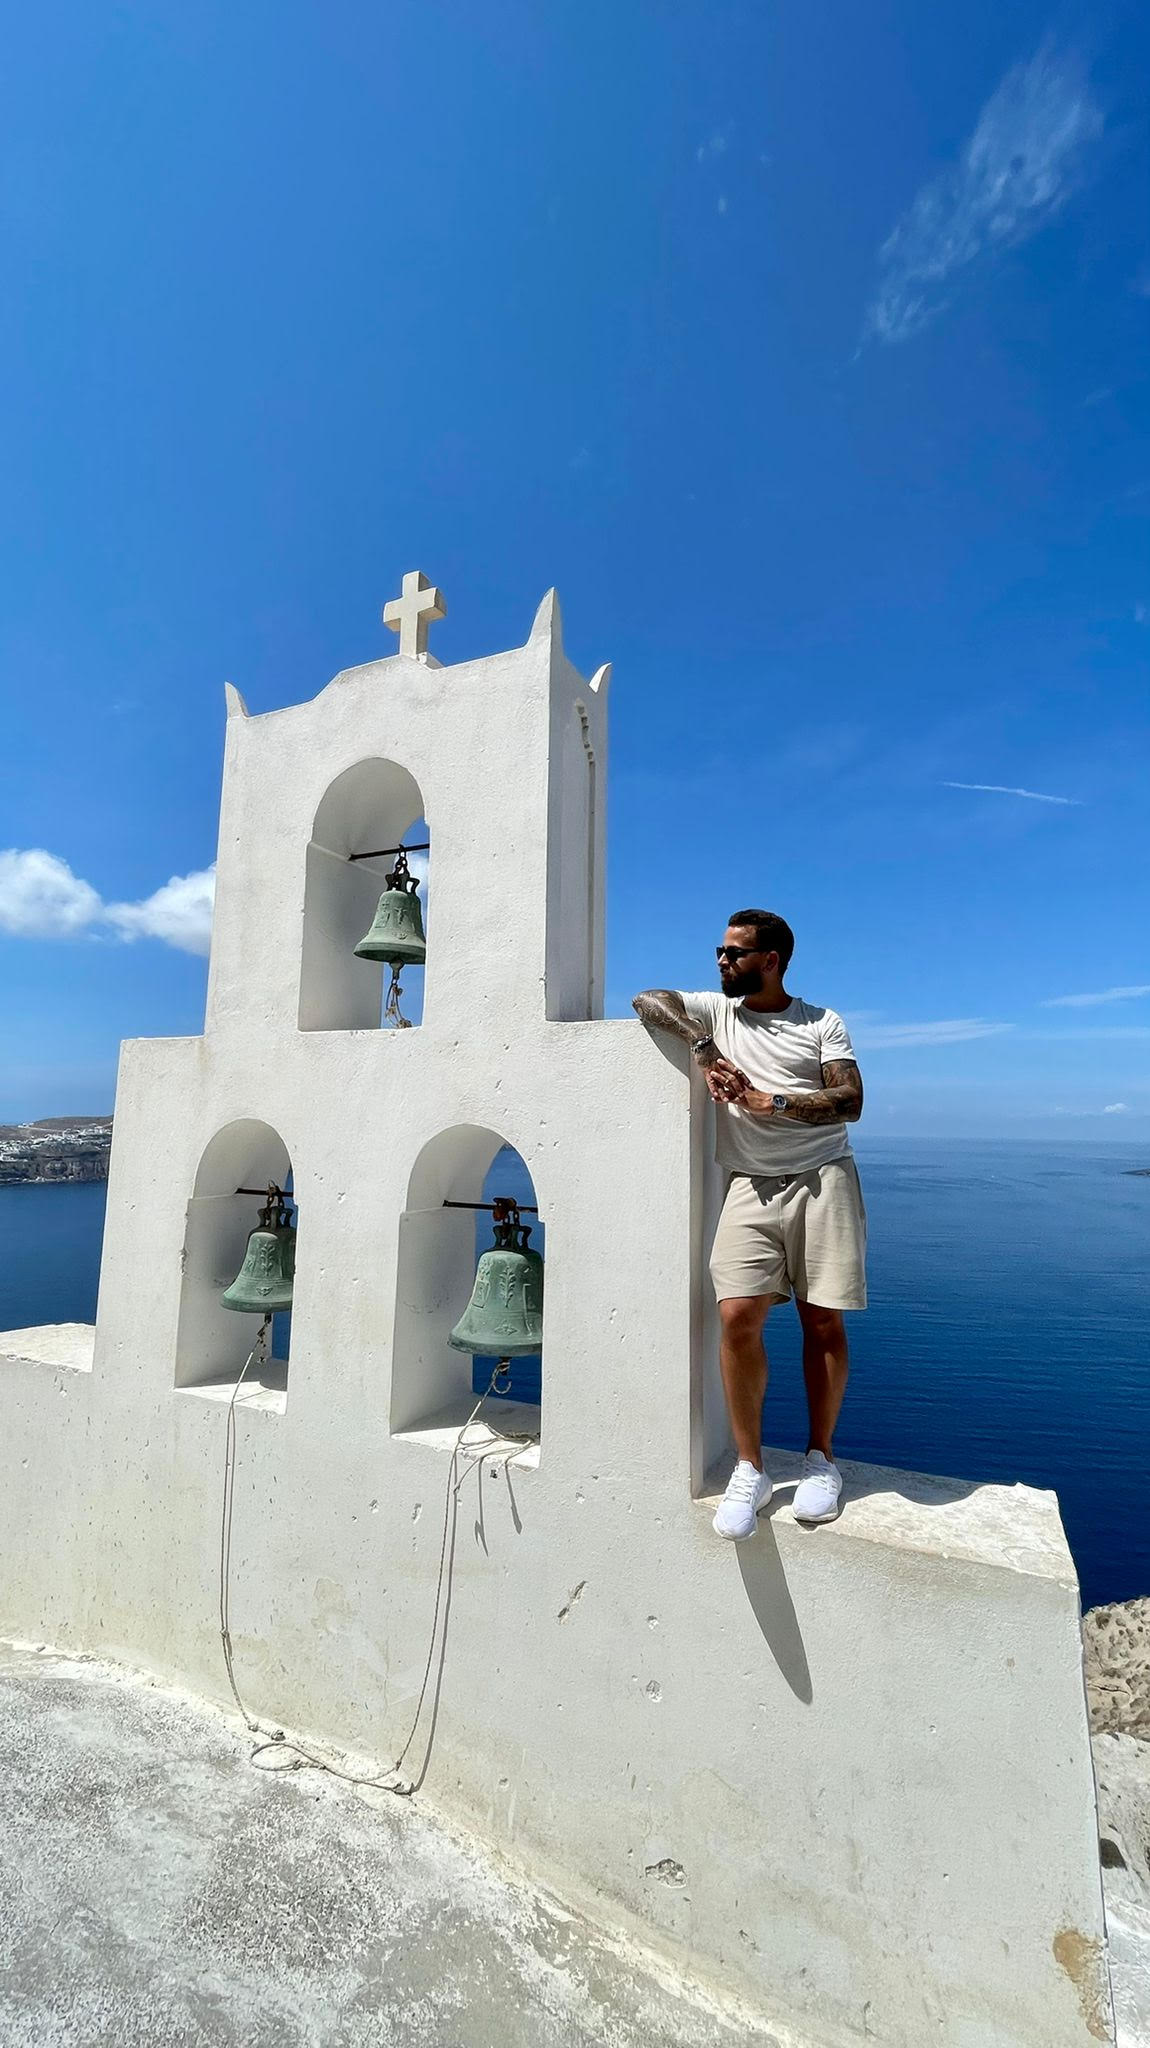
top-left (0, 1321), bottom-right (94, 1371)
top-left (0, 1641), bottom-right (774, 2048)
top-left (0, 596), bottom-right (1112, 2047)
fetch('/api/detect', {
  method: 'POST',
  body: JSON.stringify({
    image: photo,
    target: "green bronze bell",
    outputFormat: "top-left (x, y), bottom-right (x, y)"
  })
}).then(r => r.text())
top-left (222, 1187), bottom-right (296, 1314)
top-left (449, 1204), bottom-right (544, 1359)
top-left (354, 848), bottom-right (427, 967)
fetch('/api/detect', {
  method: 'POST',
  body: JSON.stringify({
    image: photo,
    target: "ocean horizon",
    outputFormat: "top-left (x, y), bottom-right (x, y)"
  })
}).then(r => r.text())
top-left (1, 1132), bottom-right (1147, 1613)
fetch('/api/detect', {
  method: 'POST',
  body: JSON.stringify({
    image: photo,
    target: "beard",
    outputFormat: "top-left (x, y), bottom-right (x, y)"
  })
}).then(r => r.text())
top-left (720, 965), bottom-right (764, 999)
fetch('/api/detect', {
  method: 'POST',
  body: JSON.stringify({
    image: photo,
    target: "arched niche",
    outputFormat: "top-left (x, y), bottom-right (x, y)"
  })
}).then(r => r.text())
top-left (392, 1126), bottom-right (543, 1452)
top-left (299, 757), bottom-right (429, 1032)
top-left (174, 1119), bottom-right (296, 1410)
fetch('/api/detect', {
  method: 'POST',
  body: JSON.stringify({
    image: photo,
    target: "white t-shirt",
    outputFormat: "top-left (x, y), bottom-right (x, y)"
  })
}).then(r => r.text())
top-left (676, 993), bottom-right (859, 1176)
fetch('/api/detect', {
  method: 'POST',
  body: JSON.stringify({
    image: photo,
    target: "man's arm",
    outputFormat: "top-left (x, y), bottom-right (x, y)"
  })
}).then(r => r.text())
top-left (632, 989), bottom-right (747, 1093)
top-left (737, 1059), bottom-right (864, 1125)
top-left (631, 988), bottom-right (700, 1049)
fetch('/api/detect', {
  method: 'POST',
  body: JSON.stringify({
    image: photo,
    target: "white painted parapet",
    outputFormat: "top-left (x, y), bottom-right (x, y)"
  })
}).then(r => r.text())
top-left (0, 585), bottom-right (1112, 2047)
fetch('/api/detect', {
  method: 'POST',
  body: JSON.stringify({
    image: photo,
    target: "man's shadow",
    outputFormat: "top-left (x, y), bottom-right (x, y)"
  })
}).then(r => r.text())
top-left (729, 1461), bottom-right (983, 1709)
top-left (734, 1503), bottom-right (814, 1705)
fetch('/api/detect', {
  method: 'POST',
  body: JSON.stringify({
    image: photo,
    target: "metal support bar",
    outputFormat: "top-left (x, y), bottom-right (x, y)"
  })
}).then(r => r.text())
top-left (442, 1199), bottom-right (539, 1214)
top-left (347, 842), bottom-right (430, 863)
top-left (235, 1185), bottom-right (292, 1198)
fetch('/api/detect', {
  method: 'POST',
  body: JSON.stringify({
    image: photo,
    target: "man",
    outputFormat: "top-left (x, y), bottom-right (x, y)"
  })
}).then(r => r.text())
top-left (633, 910), bottom-right (865, 1540)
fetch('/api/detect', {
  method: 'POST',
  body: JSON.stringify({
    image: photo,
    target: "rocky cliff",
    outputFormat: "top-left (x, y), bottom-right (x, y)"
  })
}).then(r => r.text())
top-left (0, 1117), bottom-right (112, 1186)
top-left (1084, 1599), bottom-right (1150, 2045)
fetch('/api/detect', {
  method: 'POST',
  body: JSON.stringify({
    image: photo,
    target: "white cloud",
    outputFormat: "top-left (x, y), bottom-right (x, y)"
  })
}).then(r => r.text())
top-left (107, 868), bottom-right (216, 956)
top-left (865, 41), bottom-right (1102, 345)
top-left (942, 781), bottom-right (1081, 805)
top-left (851, 1018), bottom-right (1012, 1050)
top-left (1042, 984), bottom-right (1150, 1009)
top-left (0, 847), bottom-right (214, 956)
top-left (0, 849), bottom-right (103, 937)
top-left (1103, 1103), bottom-right (1130, 1114)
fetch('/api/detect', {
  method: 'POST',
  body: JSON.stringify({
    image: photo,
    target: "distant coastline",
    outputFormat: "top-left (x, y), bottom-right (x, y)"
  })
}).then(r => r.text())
top-left (0, 1118), bottom-right (112, 1186)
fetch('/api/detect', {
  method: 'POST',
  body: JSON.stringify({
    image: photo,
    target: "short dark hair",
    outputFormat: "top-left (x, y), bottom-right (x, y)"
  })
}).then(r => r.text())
top-left (727, 909), bottom-right (794, 970)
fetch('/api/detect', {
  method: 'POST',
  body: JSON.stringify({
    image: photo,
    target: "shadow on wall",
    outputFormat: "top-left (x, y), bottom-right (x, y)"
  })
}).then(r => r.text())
top-left (726, 1461), bottom-right (985, 1704)
top-left (736, 1524), bottom-right (814, 1705)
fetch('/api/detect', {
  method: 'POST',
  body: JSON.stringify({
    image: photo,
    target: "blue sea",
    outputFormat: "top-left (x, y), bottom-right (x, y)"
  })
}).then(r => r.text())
top-left (2, 1138), bottom-right (1147, 1612)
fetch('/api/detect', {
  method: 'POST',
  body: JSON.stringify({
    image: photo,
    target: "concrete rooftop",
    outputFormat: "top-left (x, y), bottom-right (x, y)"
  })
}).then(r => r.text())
top-left (0, 1641), bottom-right (778, 2048)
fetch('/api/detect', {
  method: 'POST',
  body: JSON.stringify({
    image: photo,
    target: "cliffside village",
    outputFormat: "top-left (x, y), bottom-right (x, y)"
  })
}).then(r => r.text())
top-left (0, 1117), bottom-right (112, 1186)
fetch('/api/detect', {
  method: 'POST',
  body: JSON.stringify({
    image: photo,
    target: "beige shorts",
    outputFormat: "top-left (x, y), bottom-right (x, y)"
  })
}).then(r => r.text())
top-left (709, 1157), bottom-right (867, 1311)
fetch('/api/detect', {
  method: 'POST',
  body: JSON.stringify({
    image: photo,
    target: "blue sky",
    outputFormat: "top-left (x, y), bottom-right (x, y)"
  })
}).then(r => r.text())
top-left (1, 1), bottom-right (1147, 1136)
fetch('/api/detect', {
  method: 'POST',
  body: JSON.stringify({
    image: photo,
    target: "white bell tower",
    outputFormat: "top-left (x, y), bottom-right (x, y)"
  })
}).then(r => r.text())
top-left (0, 577), bottom-right (1113, 2048)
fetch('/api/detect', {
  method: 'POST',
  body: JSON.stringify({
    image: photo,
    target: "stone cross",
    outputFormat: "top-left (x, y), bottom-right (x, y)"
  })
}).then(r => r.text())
top-left (382, 570), bottom-right (447, 659)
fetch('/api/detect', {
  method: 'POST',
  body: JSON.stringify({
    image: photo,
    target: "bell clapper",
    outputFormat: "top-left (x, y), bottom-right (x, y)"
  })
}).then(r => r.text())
top-left (384, 964), bottom-right (413, 1029)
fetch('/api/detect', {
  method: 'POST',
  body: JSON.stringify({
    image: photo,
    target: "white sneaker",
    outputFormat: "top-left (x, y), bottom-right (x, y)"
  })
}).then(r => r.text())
top-left (792, 1451), bottom-right (843, 1523)
top-left (712, 1461), bottom-right (772, 1540)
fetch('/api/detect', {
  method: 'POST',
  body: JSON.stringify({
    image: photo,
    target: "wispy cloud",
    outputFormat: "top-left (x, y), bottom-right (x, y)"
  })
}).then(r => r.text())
top-left (1029, 1026), bottom-right (1150, 1042)
top-left (1042, 984), bottom-right (1150, 1009)
top-left (1052, 1102), bottom-right (1144, 1117)
top-left (942, 781), bottom-right (1081, 805)
top-left (0, 848), bottom-right (215, 956)
top-left (850, 1018), bottom-right (1012, 1050)
top-left (864, 40), bottom-right (1103, 345)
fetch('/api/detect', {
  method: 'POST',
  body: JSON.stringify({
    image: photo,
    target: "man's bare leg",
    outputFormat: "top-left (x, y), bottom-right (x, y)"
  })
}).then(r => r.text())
top-left (718, 1295), bottom-right (772, 1469)
top-left (797, 1301), bottom-right (849, 1459)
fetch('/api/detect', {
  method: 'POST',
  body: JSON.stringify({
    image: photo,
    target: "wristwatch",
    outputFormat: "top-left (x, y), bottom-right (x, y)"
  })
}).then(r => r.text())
top-left (771, 1093), bottom-right (789, 1111)
top-left (691, 1035), bottom-right (715, 1058)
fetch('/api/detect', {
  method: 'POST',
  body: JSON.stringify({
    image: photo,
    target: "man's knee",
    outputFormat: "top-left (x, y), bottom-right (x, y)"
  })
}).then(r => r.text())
top-left (798, 1300), bottom-right (845, 1339)
top-left (718, 1295), bottom-right (769, 1341)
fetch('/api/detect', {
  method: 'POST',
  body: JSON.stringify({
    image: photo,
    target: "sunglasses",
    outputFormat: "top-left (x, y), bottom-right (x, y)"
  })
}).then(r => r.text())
top-left (716, 944), bottom-right (760, 963)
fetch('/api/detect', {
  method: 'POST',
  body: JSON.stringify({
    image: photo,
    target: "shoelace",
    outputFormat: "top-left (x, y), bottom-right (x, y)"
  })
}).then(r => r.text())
top-left (726, 1466), bottom-right (762, 1504)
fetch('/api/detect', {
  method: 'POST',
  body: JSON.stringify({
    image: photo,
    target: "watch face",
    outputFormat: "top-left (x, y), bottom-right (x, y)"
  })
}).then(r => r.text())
top-left (771, 1094), bottom-right (788, 1109)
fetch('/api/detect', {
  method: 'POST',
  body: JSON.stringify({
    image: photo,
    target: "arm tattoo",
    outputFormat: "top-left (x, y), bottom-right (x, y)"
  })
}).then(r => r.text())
top-left (631, 988), bottom-right (698, 1047)
top-left (783, 1059), bottom-right (864, 1126)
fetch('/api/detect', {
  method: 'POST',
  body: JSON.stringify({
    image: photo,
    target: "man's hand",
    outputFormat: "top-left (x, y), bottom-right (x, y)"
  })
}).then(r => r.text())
top-left (703, 1055), bottom-right (750, 1103)
top-left (733, 1087), bottom-right (778, 1115)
